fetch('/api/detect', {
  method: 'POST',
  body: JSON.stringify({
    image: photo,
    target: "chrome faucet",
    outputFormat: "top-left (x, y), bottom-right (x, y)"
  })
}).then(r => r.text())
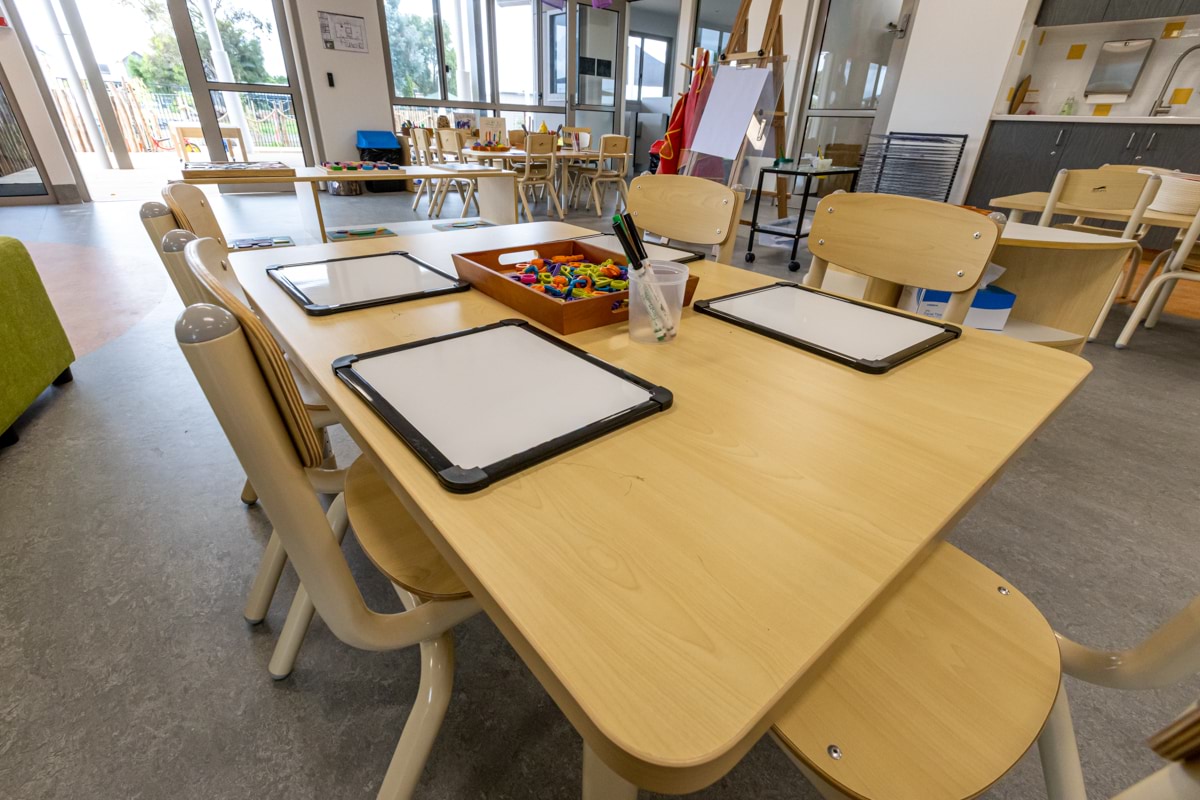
top-left (1150, 44), bottom-right (1200, 116)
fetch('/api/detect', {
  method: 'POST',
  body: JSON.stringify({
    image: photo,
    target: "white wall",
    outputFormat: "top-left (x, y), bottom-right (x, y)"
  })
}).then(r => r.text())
top-left (288, 0), bottom-right (393, 162)
top-left (0, 24), bottom-right (78, 193)
top-left (886, 0), bottom-right (1036, 203)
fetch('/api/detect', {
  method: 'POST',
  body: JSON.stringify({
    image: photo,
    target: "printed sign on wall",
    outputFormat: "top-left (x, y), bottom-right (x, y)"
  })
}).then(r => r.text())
top-left (319, 11), bottom-right (367, 53)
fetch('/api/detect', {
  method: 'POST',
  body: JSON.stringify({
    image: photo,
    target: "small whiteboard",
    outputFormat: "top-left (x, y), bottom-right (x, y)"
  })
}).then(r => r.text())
top-left (333, 320), bottom-right (672, 492)
top-left (573, 233), bottom-right (702, 263)
top-left (267, 252), bottom-right (468, 315)
top-left (694, 283), bottom-right (959, 374)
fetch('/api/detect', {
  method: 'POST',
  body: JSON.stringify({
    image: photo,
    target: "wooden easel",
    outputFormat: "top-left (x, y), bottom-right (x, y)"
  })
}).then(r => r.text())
top-left (720, 0), bottom-right (791, 220)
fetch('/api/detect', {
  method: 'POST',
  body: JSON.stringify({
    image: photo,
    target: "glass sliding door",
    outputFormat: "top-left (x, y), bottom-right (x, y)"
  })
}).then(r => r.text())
top-left (799, 0), bottom-right (913, 172)
top-left (0, 65), bottom-right (51, 202)
top-left (170, 0), bottom-right (312, 171)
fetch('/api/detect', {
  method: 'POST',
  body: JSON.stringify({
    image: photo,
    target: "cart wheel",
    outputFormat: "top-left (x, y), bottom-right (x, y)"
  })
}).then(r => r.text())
top-left (744, 252), bottom-right (756, 263)
top-left (788, 260), bottom-right (802, 272)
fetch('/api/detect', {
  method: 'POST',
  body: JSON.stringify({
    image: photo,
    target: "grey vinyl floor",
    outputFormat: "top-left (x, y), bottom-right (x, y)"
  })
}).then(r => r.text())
top-left (1, 189), bottom-right (1198, 800)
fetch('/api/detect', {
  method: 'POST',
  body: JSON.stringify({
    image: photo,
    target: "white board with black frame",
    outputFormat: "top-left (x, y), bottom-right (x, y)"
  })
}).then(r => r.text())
top-left (267, 251), bottom-right (468, 315)
top-left (332, 319), bottom-right (673, 493)
top-left (693, 282), bottom-right (960, 374)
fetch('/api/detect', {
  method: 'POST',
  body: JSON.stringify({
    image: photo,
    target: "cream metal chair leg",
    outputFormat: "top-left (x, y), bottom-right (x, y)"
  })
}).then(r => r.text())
top-left (518, 184), bottom-right (535, 223)
top-left (582, 743), bottom-right (637, 800)
top-left (590, 179), bottom-right (604, 217)
top-left (1116, 271), bottom-right (1200, 347)
top-left (547, 180), bottom-right (565, 220)
top-left (241, 479), bottom-right (258, 505)
top-left (375, 587), bottom-right (458, 800)
top-left (459, 181), bottom-right (477, 219)
top-left (245, 531), bottom-right (288, 624)
top-left (1132, 249), bottom-right (1172, 302)
top-left (1145, 260), bottom-right (1183, 328)
top-left (1038, 679), bottom-right (1088, 800)
top-left (268, 493), bottom-right (350, 679)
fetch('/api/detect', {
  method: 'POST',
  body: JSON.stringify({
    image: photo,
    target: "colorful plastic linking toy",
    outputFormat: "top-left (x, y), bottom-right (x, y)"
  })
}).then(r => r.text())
top-left (321, 161), bottom-right (403, 171)
top-left (508, 254), bottom-right (629, 301)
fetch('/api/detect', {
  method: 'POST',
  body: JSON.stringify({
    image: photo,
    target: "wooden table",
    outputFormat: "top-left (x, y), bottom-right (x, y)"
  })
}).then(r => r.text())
top-left (992, 191), bottom-right (1200, 340)
top-left (230, 221), bottom-right (1091, 794)
top-left (461, 148), bottom-right (616, 207)
top-left (183, 165), bottom-right (518, 243)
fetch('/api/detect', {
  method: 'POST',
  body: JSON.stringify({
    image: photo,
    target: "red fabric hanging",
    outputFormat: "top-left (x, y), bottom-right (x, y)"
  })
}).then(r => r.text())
top-left (657, 50), bottom-right (712, 175)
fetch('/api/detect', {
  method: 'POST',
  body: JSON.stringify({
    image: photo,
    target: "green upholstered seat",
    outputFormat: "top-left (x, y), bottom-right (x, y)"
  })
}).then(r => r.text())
top-left (0, 237), bottom-right (74, 443)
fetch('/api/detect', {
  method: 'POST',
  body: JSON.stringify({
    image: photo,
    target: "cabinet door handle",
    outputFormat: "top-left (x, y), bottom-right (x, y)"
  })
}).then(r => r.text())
top-left (1055, 128), bottom-right (1065, 145)
top-left (1145, 132), bottom-right (1158, 151)
top-left (1126, 131), bottom-right (1137, 149)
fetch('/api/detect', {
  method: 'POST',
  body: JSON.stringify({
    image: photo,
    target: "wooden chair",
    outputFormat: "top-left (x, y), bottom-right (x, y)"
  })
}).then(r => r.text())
top-left (561, 125), bottom-right (591, 150)
top-left (517, 133), bottom-right (564, 222)
top-left (804, 192), bottom-right (1000, 323)
top-left (433, 128), bottom-right (478, 218)
top-left (772, 542), bottom-right (1081, 800)
top-left (162, 182), bottom-right (229, 249)
top-left (1117, 203), bottom-right (1200, 348)
top-left (625, 174), bottom-right (743, 264)
top-left (408, 128), bottom-right (440, 214)
top-left (1038, 168), bottom-right (1160, 339)
top-left (176, 301), bottom-right (479, 800)
top-left (182, 236), bottom-right (346, 631)
top-left (508, 129), bottom-right (526, 150)
top-left (141, 202), bottom-right (207, 307)
top-left (569, 134), bottom-right (629, 216)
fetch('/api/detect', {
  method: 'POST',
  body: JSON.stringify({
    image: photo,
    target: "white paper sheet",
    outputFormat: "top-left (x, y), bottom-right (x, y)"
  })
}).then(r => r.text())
top-left (275, 254), bottom-right (459, 307)
top-left (705, 285), bottom-right (947, 362)
top-left (689, 67), bottom-right (771, 160)
top-left (352, 325), bottom-right (655, 468)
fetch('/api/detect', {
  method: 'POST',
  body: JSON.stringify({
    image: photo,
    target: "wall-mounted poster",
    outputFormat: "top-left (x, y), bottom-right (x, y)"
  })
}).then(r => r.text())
top-left (319, 11), bottom-right (368, 53)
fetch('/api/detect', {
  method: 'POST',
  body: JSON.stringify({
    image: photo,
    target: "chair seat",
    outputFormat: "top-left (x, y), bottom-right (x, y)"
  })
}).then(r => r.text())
top-left (287, 360), bottom-right (329, 411)
top-left (1054, 222), bottom-right (1126, 237)
top-left (772, 543), bottom-right (1061, 800)
top-left (345, 456), bottom-right (471, 600)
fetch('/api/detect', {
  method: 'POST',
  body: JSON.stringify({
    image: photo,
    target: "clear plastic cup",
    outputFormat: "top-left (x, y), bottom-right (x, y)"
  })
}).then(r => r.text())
top-left (628, 260), bottom-right (688, 344)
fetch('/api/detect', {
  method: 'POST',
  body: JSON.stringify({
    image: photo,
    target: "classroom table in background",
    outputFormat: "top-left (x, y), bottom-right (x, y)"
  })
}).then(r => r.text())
top-left (181, 165), bottom-right (519, 243)
top-left (460, 148), bottom-right (621, 208)
top-left (229, 221), bottom-right (1090, 796)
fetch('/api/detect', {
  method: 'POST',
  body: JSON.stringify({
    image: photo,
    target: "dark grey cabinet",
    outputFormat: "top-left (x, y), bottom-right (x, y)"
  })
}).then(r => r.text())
top-left (965, 121), bottom-right (1068, 209)
top-left (1037, 0), bottom-right (1188, 25)
top-left (966, 120), bottom-right (1200, 248)
top-left (1036, 0), bottom-right (1107, 26)
top-left (1103, 0), bottom-right (1184, 21)
top-left (1053, 124), bottom-right (1142, 169)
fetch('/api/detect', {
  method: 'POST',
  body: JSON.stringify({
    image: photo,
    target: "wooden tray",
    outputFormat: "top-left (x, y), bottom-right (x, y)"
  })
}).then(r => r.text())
top-left (452, 239), bottom-right (700, 334)
top-left (180, 161), bottom-right (295, 179)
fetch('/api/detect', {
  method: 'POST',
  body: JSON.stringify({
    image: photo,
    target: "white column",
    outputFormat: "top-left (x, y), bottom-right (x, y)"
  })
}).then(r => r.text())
top-left (195, 0), bottom-right (254, 157)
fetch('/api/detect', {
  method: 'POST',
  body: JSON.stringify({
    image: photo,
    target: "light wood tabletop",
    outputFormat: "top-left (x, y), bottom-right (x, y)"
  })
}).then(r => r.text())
top-left (229, 221), bottom-right (1091, 793)
top-left (991, 191), bottom-right (1195, 229)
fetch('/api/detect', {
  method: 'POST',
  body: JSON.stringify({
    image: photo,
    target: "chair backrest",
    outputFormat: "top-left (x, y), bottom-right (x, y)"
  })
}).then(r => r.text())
top-left (162, 182), bottom-right (228, 249)
top-left (626, 174), bottom-right (743, 263)
top-left (804, 193), bottom-right (1000, 324)
top-left (175, 303), bottom-right (476, 652)
top-left (437, 128), bottom-right (463, 161)
top-left (411, 127), bottom-right (435, 165)
top-left (522, 133), bottom-right (556, 179)
top-left (600, 134), bottom-right (627, 157)
top-left (563, 126), bottom-right (591, 149)
top-left (182, 236), bottom-right (324, 468)
top-left (141, 202), bottom-right (206, 306)
top-left (508, 129), bottom-right (526, 150)
top-left (1039, 168), bottom-right (1160, 238)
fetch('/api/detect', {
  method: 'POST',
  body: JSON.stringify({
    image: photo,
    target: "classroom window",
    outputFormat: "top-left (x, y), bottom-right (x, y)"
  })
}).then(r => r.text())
top-left (493, 0), bottom-right (537, 105)
top-left (383, 0), bottom-right (489, 103)
top-left (627, 34), bottom-right (669, 102)
top-left (809, 0), bottom-right (900, 110)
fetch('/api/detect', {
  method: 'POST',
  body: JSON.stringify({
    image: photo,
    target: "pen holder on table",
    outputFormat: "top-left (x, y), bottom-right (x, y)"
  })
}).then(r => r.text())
top-left (629, 260), bottom-right (688, 344)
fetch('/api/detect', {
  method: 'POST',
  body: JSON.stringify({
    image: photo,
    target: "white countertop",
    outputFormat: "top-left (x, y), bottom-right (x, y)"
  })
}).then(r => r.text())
top-left (991, 114), bottom-right (1200, 125)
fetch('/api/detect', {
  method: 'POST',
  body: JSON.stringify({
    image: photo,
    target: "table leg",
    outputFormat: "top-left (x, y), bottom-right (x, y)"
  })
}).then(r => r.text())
top-left (1009, 208), bottom-right (1025, 224)
top-left (745, 169), bottom-right (767, 264)
top-left (295, 181), bottom-right (328, 243)
top-left (788, 175), bottom-right (813, 272)
top-left (476, 174), bottom-right (519, 225)
top-left (582, 744), bottom-right (637, 800)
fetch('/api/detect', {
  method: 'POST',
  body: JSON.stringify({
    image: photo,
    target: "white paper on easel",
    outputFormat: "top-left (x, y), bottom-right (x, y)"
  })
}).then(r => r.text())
top-left (689, 67), bottom-right (771, 160)
top-left (479, 117), bottom-right (506, 144)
